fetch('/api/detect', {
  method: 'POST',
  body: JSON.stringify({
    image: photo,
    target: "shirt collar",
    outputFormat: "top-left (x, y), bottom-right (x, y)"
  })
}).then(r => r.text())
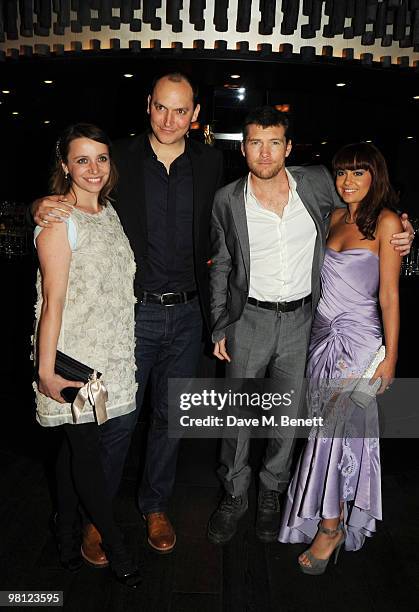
top-left (144, 132), bottom-right (190, 161)
top-left (285, 168), bottom-right (297, 196)
top-left (246, 168), bottom-right (296, 201)
top-left (144, 133), bottom-right (157, 160)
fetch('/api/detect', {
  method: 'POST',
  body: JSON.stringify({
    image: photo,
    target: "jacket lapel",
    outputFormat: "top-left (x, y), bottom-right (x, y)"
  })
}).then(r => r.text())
top-left (188, 139), bottom-right (205, 251)
top-left (230, 177), bottom-right (250, 283)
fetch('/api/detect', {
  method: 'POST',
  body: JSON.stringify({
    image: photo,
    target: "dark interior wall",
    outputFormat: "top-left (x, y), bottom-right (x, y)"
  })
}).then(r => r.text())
top-left (0, 52), bottom-right (418, 213)
top-left (395, 140), bottom-right (419, 214)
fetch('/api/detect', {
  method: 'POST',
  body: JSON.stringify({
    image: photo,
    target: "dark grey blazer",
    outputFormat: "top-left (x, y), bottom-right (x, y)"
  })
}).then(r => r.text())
top-left (209, 165), bottom-right (343, 342)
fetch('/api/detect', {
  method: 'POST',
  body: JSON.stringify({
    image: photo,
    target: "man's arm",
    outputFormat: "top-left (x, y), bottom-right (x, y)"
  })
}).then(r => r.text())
top-left (391, 213), bottom-right (414, 256)
top-left (209, 193), bottom-right (233, 353)
top-left (31, 195), bottom-right (74, 228)
top-left (320, 165), bottom-right (344, 212)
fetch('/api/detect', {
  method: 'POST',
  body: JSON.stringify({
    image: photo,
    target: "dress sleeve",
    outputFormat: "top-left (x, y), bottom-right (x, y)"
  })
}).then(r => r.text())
top-left (34, 216), bottom-right (77, 251)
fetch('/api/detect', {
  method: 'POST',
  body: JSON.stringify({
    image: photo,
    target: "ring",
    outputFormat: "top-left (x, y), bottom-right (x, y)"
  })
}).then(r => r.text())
top-left (43, 217), bottom-right (49, 224)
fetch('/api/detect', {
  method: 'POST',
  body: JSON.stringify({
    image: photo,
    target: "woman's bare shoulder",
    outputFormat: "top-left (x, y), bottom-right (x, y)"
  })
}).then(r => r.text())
top-left (377, 208), bottom-right (402, 234)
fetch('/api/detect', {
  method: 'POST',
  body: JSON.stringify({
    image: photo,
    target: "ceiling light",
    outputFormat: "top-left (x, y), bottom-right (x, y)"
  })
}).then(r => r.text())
top-left (321, 141), bottom-right (327, 145)
top-left (12, 111), bottom-right (19, 115)
top-left (130, 133), bottom-right (136, 136)
top-left (275, 104), bottom-right (291, 112)
top-left (336, 83), bottom-right (346, 87)
top-left (213, 133), bottom-right (242, 141)
top-left (413, 96), bottom-right (419, 100)
top-left (2, 90), bottom-right (10, 94)
top-left (43, 80), bottom-right (53, 84)
top-left (407, 136), bottom-right (414, 139)
top-left (238, 87), bottom-right (246, 94)
top-left (315, 154), bottom-right (320, 157)
top-left (230, 74), bottom-right (240, 79)
top-left (43, 120), bottom-right (51, 124)
top-left (365, 140), bottom-right (372, 143)
top-left (238, 94), bottom-right (244, 101)
top-left (124, 73), bottom-right (134, 78)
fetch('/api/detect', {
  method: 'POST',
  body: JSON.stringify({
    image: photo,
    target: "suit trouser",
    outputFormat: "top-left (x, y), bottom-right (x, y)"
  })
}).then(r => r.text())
top-left (219, 300), bottom-right (312, 497)
top-left (99, 297), bottom-right (203, 513)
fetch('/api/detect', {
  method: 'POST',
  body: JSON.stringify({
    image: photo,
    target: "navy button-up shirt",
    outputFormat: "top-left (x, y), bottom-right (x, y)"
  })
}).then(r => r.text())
top-left (137, 136), bottom-right (195, 293)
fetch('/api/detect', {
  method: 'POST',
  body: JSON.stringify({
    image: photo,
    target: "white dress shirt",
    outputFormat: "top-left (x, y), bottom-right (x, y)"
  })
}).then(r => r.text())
top-left (245, 170), bottom-right (316, 302)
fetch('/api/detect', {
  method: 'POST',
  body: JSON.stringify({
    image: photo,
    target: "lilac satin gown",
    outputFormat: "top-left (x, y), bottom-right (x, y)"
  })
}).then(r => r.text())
top-left (279, 248), bottom-right (383, 551)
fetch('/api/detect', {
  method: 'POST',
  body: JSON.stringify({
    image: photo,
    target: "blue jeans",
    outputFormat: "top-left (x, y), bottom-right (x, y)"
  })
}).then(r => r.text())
top-left (100, 296), bottom-right (203, 513)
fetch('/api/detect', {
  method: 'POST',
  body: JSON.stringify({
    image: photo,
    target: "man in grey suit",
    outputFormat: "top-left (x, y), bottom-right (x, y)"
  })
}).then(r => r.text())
top-left (207, 106), bottom-right (411, 545)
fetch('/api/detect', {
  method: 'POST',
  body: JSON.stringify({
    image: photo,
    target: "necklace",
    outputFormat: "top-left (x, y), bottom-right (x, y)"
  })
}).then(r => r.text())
top-left (344, 212), bottom-right (356, 225)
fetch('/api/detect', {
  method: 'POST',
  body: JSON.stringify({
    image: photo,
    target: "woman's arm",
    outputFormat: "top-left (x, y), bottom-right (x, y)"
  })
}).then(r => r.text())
top-left (36, 223), bottom-right (83, 403)
top-left (373, 210), bottom-right (403, 393)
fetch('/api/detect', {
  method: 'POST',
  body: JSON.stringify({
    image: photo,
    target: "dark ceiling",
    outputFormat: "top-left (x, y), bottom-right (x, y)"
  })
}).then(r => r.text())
top-left (2, 0), bottom-right (419, 54)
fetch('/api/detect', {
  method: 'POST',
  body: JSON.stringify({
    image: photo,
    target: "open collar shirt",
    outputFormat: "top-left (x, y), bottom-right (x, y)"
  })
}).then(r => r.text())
top-left (245, 169), bottom-right (316, 302)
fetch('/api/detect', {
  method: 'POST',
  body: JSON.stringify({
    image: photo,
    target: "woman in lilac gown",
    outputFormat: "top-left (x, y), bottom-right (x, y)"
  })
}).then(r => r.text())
top-left (278, 143), bottom-right (402, 574)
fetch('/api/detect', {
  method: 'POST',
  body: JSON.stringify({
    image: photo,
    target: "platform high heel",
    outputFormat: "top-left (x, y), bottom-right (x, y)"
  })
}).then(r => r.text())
top-left (298, 521), bottom-right (345, 576)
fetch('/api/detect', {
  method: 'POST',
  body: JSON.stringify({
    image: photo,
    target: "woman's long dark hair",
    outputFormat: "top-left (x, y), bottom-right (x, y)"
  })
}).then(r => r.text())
top-left (332, 143), bottom-right (398, 240)
top-left (50, 123), bottom-right (118, 207)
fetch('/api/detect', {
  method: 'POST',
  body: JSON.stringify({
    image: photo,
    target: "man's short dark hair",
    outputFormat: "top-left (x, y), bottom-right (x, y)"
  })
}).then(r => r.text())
top-left (150, 72), bottom-right (199, 107)
top-left (242, 106), bottom-right (292, 142)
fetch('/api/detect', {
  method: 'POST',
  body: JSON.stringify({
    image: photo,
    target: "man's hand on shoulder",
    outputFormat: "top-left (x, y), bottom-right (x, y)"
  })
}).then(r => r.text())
top-left (32, 195), bottom-right (74, 228)
top-left (390, 212), bottom-right (414, 256)
top-left (213, 338), bottom-right (231, 362)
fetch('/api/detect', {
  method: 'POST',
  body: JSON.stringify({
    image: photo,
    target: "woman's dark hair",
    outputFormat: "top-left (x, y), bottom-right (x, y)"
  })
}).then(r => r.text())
top-left (332, 142), bottom-right (399, 240)
top-left (50, 123), bottom-right (118, 207)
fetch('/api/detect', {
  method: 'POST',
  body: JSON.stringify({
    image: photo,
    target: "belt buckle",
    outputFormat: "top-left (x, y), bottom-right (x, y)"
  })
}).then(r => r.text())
top-left (160, 292), bottom-right (177, 306)
top-left (276, 301), bottom-right (285, 313)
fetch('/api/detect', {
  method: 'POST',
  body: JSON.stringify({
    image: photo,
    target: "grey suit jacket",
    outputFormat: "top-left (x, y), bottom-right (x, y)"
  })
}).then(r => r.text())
top-left (209, 165), bottom-right (343, 342)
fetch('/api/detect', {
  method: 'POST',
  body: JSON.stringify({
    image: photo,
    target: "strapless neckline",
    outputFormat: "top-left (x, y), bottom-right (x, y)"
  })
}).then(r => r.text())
top-left (326, 247), bottom-right (379, 259)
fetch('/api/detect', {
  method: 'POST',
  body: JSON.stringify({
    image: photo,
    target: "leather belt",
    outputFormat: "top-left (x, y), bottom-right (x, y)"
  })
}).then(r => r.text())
top-left (138, 290), bottom-right (198, 306)
top-left (247, 294), bottom-right (312, 312)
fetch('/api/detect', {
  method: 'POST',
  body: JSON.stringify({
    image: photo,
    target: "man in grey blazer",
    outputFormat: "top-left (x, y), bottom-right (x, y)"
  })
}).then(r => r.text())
top-left (207, 106), bottom-right (411, 545)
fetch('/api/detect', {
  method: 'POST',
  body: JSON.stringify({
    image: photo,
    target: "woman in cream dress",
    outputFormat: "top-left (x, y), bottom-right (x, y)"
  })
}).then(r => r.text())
top-left (34, 123), bottom-right (140, 587)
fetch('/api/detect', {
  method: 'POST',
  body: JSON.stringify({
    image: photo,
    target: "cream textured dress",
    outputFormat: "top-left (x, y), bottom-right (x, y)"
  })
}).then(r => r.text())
top-left (33, 203), bottom-right (137, 426)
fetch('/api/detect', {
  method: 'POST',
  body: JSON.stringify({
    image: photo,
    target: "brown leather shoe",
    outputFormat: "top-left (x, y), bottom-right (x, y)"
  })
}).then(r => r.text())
top-left (144, 512), bottom-right (176, 554)
top-left (81, 523), bottom-right (109, 568)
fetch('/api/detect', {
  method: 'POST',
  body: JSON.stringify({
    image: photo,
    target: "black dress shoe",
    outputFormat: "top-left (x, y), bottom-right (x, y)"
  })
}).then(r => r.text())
top-left (113, 565), bottom-right (142, 589)
top-left (102, 543), bottom-right (142, 589)
top-left (207, 493), bottom-right (248, 545)
top-left (61, 554), bottom-right (84, 572)
top-left (50, 513), bottom-right (83, 572)
top-left (255, 489), bottom-right (281, 543)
